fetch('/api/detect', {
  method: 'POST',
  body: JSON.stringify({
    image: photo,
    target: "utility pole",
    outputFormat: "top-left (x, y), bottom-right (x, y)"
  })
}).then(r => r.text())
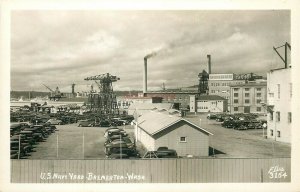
top-left (18, 134), bottom-right (21, 159)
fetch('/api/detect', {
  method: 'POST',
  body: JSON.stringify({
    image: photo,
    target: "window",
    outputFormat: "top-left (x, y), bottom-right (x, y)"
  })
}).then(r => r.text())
top-left (257, 93), bottom-right (261, 97)
top-left (245, 88), bottom-right (250, 91)
top-left (234, 99), bottom-right (238, 103)
top-left (269, 93), bottom-right (274, 98)
top-left (277, 131), bottom-right (281, 138)
top-left (234, 107), bottom-right (238, 111)
top-left (245, 93), bottom-right (250, 97)
top-left (257, 99), bottom-right (261, 104)
top-left (270, 112), bottom-right (273, 121)
top-left (245, 99), bottom-right (250, 104)
top-left (277, 84), bottom-right (280, 99)
top-left (257, 107), bottom-right (261, 112)
top-left (211, 90), bottom-right (215, 93)
top-left (270, 129), bottom-right (273, 136)
top-left (234, 88), bottom-right (239, 91)
top-left (180, 137), bottom-right (186, 142)
top-left (288, 112), bottom-right (292, 123)
top-left (257, 88), bottom-right (261, 91)
top-left (276, 111), bottom-right (280, 122)
top-left (234, 93), bottom-right (238, 97)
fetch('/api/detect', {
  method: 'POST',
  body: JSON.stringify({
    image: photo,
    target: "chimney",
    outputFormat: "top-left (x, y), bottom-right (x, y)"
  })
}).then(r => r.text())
top-left (143, 58), bottom-right (147, 95)
top-left (71, 83), bottom-right (75, 95)
top-left (207, 55), bottom-right (211, 74)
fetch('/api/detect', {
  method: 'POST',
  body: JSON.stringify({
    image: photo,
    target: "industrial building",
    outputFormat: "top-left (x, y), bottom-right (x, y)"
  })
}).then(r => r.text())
top-left (189, 95), bottom-right (228, 113)
top-left (145, 90), bottom-right (197, 109)
top-left (208, 74), bottom-right (245, 100)
top-left (266, 67), bottom-right (291, 143)
top-left (264, 42), bottom-right (292, 143)
top-left (127, 102), bottom-right (173, 116)
top-left (229, 82), bottom-right (267, 114)
top-left (135, 110), bottom-right (213, 157)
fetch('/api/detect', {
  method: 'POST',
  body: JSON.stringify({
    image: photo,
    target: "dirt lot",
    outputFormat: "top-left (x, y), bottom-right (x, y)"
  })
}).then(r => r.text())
top-left (28, 113), bottom-right (291, 159)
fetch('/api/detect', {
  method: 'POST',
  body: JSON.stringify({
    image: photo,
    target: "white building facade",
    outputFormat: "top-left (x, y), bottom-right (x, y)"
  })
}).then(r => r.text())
top-left (267, 68), bottom-right (292, 143)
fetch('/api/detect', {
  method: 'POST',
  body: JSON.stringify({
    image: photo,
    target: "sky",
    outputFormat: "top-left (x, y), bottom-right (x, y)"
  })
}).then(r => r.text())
top-left (11, 10), bottom-right (290, 92)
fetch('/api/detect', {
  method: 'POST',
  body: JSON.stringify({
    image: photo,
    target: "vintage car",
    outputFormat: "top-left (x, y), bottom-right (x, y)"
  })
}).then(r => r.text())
top-left (78, 119), bottom-right (95, 127)
top-left (46, 118), bottom-right (63, 125)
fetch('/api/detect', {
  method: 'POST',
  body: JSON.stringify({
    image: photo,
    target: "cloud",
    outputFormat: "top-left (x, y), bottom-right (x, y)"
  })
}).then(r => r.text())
top-left (11, 10), bottom-right (290, 92)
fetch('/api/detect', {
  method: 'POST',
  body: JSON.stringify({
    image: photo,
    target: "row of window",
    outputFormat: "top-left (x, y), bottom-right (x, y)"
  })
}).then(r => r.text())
top-left (270, 130), bottom-right (281, 138)
top-left (211, 90), bottom-right (230, 94)
top-left (276, 83), bottom-right (292, 99)
top-left (270, 112), bottom-right (292, 123)
top-left (198, 106), bottom-right (209, 109)
top-left (233, 93), bottom-right (262, 97)
top-left (233, 107), bottom-right (261, 112)
top-left (233, 99), bottom-right (262, 104)
top-left (233, 88), bottom-right (262, 91)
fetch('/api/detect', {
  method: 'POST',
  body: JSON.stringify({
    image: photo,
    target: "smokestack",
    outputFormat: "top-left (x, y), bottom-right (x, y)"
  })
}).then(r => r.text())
top-left (71, 83), bottom-right (75, 95)
top-left (143, 58), bottom-right (147, 95)
top-left (207, 54), bottom-right (211, 74)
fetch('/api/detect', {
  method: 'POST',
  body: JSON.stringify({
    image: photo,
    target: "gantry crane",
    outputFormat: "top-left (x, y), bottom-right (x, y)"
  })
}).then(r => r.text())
top-left (84, 73), bottom-right (120, 114)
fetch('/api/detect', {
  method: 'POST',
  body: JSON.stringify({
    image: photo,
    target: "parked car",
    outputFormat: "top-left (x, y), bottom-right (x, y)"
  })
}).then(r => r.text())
top-left (78, 120), bottom-right (95, 127)
top-left (46, 118), bottom-right (62, 125)
top-left (104, 129), bottom-right (127, 138)
top-left (97, 120), bottom-right (111, 127)
top-left (105, 144), bottom-right (140, 158)
top-left (207, 114), bottom-right (217, 120)
top-left (10, 150), bottom-right (19, 159)
top-left (105, 137), bottom-right (135, 149)
top-left (143, 147), bottom-right (178, 158)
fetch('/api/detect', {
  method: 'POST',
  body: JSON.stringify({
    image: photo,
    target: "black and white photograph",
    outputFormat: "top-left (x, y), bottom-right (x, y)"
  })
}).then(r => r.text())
top-left (1, 1), bottom-right (300, 191)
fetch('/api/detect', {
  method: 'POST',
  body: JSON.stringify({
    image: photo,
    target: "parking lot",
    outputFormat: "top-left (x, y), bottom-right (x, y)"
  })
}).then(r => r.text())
top-left (186, 113), bottom-right (291, 158)
top-left (28, 124), bottom-right (138, 159)
top-left (26, 113), bottom-right (291, 159)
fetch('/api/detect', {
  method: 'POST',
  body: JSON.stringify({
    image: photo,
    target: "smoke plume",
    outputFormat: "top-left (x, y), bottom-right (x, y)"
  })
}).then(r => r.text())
top-left (144, 52), bottom-right (157, 59)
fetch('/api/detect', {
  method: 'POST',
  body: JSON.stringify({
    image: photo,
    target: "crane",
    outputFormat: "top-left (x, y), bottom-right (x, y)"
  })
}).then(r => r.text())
top-left (84, 73), bottom-right (120, 114)
top-left (42, 84), bottom-right (65, 101)
top-left (42, 84), bottom-right (55, 96)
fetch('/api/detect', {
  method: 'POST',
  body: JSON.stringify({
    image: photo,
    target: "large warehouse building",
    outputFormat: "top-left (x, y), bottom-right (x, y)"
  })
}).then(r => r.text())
top-left (135, 110), bottom-right (213, 157)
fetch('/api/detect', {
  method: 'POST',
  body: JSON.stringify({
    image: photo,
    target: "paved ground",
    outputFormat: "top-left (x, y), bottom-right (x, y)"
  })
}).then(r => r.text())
top-left (29, 124), bottom-right (136, 159)
top-left (28, 113), bottom-right (291, 159)
top-left (185, 113), bottom-right (291, 158)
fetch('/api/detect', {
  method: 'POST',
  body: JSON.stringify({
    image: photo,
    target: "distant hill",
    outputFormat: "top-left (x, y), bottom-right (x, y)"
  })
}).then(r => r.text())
top-left (11, 91), bottom-right (50, 100)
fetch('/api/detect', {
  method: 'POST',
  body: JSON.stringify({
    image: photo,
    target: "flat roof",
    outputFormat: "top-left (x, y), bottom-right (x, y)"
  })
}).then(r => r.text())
top-left (230, 82), bottom-right (267, 87)
top-left (197, 95), bottom-right (227, 101)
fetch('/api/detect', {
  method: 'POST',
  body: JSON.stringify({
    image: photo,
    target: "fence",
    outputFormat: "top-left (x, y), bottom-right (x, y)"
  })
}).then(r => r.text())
top-left (11, 158), bottom-right (290, 183)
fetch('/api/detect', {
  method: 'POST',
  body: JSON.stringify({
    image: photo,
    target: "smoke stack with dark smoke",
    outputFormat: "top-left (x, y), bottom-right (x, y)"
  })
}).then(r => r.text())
top-left (143, 57), bottom-right (148, 95)
top-left (144, 51), bottom-right (157, 59)
top-left (143, 51), bottom-right (158, 95)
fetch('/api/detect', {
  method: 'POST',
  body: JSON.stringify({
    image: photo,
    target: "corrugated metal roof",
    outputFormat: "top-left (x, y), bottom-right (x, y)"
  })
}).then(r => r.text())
top-left (137, 111), bottom-right (213, 136)
top-left (197, 95), bottom-right (227, 101)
